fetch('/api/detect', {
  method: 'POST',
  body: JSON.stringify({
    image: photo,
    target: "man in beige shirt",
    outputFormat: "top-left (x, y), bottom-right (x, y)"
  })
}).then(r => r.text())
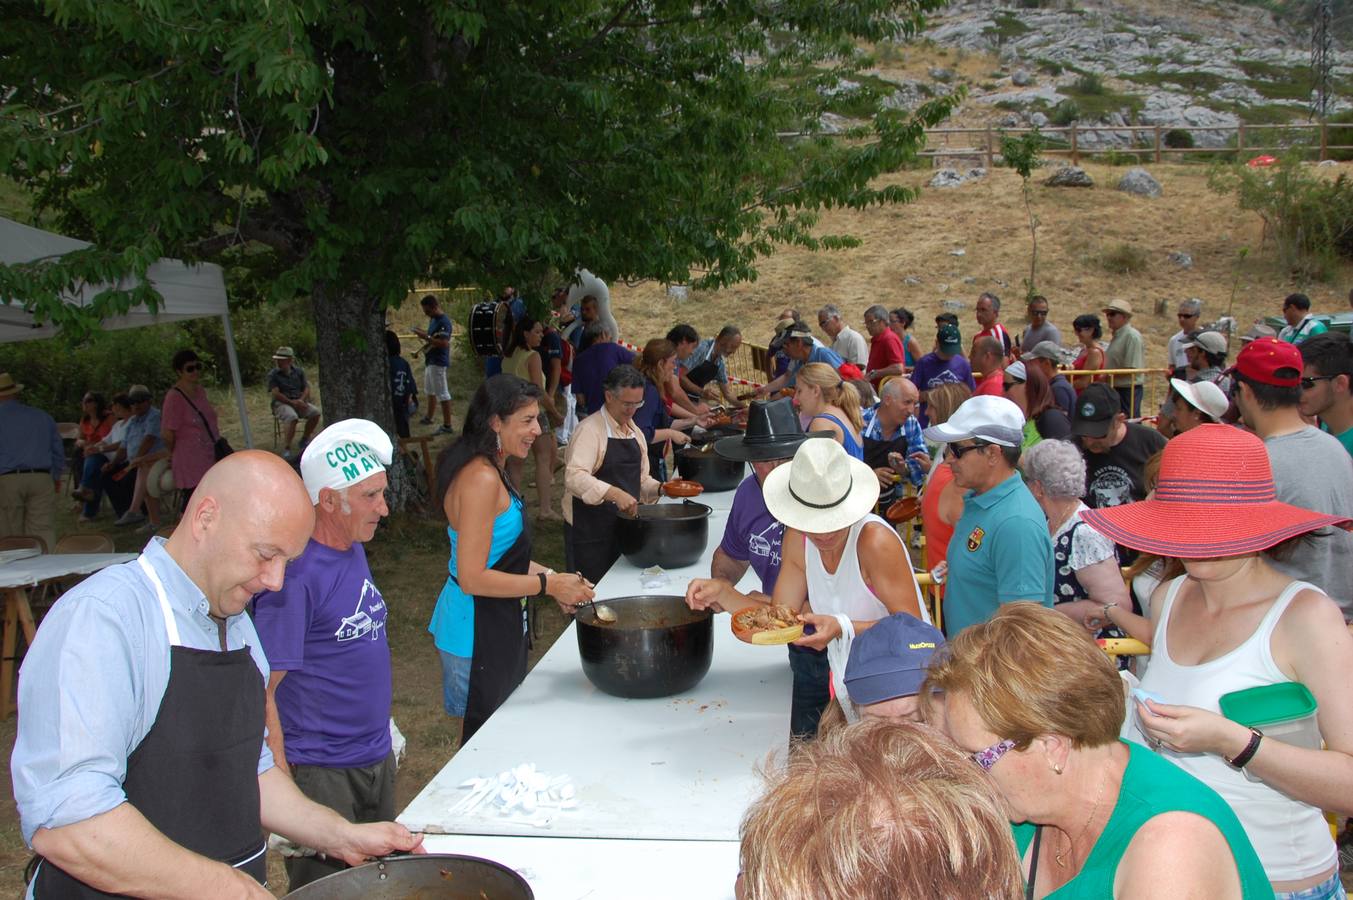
top-left (563, 364), bottom-right (661, 582)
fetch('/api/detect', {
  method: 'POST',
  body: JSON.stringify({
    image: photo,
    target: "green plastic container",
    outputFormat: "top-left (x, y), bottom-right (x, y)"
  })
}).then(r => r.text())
top-left (1220, 683), bottom-right (1320, 779)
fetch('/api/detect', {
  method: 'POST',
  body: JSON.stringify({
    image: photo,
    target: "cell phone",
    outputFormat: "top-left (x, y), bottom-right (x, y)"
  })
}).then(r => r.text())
top-left (1132, 687), bottom-right (1166, 707)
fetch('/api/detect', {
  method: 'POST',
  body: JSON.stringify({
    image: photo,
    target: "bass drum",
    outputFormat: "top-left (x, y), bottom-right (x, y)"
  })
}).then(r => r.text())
top-left (468, 301), bottom-right (508, 357)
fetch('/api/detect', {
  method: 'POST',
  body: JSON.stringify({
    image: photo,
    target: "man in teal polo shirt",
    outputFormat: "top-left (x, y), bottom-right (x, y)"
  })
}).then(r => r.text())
top-left (923, 395), bottom-right (1054, 636)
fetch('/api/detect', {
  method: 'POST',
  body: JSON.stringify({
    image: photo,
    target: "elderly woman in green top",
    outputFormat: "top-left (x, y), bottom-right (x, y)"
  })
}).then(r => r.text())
top-left (926, 604), bottom-right (1271, 899)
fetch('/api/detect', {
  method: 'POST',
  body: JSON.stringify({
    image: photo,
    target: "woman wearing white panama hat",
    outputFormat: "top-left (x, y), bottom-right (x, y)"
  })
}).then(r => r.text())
top-left (686, 437), bottom-right (928, 738)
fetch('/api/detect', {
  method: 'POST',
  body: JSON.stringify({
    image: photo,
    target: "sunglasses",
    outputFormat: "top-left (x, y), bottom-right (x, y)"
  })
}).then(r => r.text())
top-left (1301, 375), bottom-right (1336, 390)
top-left (1177, 313), bottom-right (1198, 320)
top-left (1003, 378), bottom-right (1025, 390)
top-left (182, 363), bottom-right (202, 373)
top-left (972, 738), bottom-right (1016, 772)
top-left (1029, 309), bottom-right (1048, 316)
top-left (950, 440), bottom-right (991, 459)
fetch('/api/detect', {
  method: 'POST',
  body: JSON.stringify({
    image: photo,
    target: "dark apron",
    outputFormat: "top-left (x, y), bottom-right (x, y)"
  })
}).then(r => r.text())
top-left (34, 556), bottom-right (267, 897)
top-left (461, 473), bottom-right (533, 744)
top-left (863, 432), bottom-right (908, 503)
top-left (569, 432), bottom-right (642, 585)
top-left (685, 357), bottom-right (721, 389)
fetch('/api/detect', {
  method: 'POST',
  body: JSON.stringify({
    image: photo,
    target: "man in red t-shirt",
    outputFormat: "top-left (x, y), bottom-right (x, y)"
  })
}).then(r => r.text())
top-left (862, 304), bottom-right (906, 389)
top-left (972, 336), bottom-right (1006, 397)
top-left (973, 292), bottom-right (1013, 358)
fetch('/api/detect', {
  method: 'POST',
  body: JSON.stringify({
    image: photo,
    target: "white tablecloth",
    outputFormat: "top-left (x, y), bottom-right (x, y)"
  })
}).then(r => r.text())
top-left (399, 472), bottom-right (778, 897)
top-left (0, 553), bottom-right (137, 590)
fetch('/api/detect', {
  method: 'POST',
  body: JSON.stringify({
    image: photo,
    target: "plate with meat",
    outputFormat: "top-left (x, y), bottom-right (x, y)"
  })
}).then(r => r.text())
top-left (730, 604), bottom-right (804, 645)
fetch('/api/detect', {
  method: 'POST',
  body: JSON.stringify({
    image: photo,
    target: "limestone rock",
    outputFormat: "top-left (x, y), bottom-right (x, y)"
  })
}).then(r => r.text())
top-left (1117, 167), bottom-right (1162, 198)
top-left (1168, 251), bottom-right (1193, 269)
top-left (1012, 68), bottom-right (1034, 87)
top-left (929, 169), bottom-right (967, 188)
top-left (1043, 166), bottom-right (1094, 188)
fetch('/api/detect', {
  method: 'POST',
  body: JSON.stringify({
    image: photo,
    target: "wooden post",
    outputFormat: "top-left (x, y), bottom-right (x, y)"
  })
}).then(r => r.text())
top-left (1070, 125), bottom-right (1079, 166)
top-left (985, 126), bottom-right (994, 169)
top-left (1237, 124), bottom-right (1245, 161)
top-left (1154, 125), bottom-right (1162, 163)
top-left (1321, 121), bottom-right (1329, 161)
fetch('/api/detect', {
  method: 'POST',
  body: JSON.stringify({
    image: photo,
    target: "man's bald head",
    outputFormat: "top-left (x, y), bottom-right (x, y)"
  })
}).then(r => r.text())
top-left (972, 336), bottom-right (1003, 371)
top-left (168, 451), bottom-right (315, 618)
top-left (881, 378), bottom-right (919, 403)
top-left (879, 376), bottom-right (920, 423)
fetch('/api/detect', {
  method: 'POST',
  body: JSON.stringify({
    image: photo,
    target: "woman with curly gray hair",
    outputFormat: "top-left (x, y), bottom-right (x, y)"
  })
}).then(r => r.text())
top-left (1020, 439), bottom-right (1131, 630)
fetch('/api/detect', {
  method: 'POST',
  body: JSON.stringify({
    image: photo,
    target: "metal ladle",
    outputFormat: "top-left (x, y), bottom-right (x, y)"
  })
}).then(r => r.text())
top-left (573, 573), bottom-right (616, 623)
top-left (579, 598), bottom-right (617, 623)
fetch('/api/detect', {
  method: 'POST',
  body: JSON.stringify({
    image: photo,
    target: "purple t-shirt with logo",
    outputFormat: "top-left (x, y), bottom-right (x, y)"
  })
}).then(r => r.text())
top-left (910, 352), bottom-right (976, 426)
top-left (719, 475), bottom-right (784, 594)
top-left (252, 539), bottom-right (392, 768)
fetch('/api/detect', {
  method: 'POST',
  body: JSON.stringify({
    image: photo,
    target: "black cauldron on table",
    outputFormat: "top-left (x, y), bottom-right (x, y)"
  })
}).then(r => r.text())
top-left (282, 853), bottom-right (533, 899)
top-left (616, 500), bottom-right (711, 569)
top-left (675, 426), bottom-right (746, 492)
top-left (575, 595), bottom-right (714, 699)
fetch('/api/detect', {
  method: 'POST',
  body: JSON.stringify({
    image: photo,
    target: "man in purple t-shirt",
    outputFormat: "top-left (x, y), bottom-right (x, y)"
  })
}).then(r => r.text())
top-left (910, 323), bottom-right (975, 426)
top-left (252, 419), bottom-right (395, 890)
top-left (571, 322), bottom-right (637, 416)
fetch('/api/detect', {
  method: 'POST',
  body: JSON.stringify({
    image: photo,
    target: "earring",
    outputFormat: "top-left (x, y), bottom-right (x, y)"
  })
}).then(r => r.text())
top-left (1052, 764), bottom-right (1063, 775)
top-left (495, 432), bottom-right (502, 453)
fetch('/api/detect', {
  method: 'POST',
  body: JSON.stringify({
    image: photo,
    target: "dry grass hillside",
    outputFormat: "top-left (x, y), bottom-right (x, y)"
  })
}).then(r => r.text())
top-left (609, 161), bottom-right (1353, 366)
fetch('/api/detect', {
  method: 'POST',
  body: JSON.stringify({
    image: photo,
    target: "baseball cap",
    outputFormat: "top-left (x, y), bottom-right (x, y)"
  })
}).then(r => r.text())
top-left (1170, 378), bottom-right (1229, 421)
top-left (1005, 360), bottom-right (1027, 383)
top-left (1071, 383), bottom-right (1121, 438)
top-left (936, 322), bottom-right (962, 353)
top-left (1240, 322), bottom-right (1278, 344)
top-left (783, 320), bottom-right (813, 341)
top-left (1102, 299), bottom-right (1133, 315)
top-left (1023, 341), bottom-right (1063, 362)
top-left (843, 613), bottom-right (946, 706)
top-left (1230, 337), bottom-right (1302, 387)
top-left (1181, 330), bottom-right (1228, 355)
top-left (923, 395), bottom-right (1025, 447)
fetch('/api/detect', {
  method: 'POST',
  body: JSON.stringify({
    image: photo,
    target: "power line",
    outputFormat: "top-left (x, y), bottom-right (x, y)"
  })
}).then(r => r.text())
top-left (1312, 0), bottom-right (1334, 120)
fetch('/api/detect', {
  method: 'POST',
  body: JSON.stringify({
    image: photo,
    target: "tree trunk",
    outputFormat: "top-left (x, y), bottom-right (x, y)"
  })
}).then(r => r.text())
top-left (311, 281), bottom-right (425, 513)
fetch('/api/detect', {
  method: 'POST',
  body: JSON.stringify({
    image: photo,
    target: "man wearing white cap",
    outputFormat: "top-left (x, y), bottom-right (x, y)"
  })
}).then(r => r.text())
top-left (1170, 378), bottom-right (1229, 433)
top-left (251, 419), bottom-right (397, 889)
top-left (923, 396), bottom-right (1054, 637)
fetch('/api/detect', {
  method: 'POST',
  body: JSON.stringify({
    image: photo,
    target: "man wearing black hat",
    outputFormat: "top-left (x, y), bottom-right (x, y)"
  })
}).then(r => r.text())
top-left (706, 398), bottom-right (831, 738)
top-left (1072, 383), bottom-right (1165, 512)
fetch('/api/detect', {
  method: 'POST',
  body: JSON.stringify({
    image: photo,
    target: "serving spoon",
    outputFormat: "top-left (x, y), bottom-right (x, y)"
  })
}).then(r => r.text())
top-left (572, 573), bottom-right (616, 622)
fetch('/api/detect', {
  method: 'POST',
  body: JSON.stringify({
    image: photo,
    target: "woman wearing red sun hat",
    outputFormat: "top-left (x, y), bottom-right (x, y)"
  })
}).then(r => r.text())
top-left (1082, 423), bottom-right (1353, 896)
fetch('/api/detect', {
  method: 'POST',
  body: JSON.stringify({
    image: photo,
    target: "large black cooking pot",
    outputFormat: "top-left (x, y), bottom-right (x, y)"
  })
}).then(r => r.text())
top-left (675, 445), bottom-right (745, 492)
top-left (282, 853), bottom-right (532, 899)
top-left (576, 595), bottom-right (714, 698)
top-left (616, 500), bottom-right (711, 568)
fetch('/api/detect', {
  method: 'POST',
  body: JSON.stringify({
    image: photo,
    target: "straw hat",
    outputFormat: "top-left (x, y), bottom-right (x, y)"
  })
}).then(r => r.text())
top-left (0, 373), bottom-right (22, 398)
top-left (762, 437), bottom-right (879, 533)
top-left (1102, 299), bottom-right (1134, 316)
top-left (1081, 424), bottom-right (1350, 558)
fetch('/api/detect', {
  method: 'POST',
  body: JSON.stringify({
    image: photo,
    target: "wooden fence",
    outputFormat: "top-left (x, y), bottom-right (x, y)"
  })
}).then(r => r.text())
top-left (922, 121), bottom-right (1353, 168)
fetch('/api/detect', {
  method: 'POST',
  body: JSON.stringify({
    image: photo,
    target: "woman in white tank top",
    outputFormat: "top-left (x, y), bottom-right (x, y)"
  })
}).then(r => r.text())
top-left (685, 440), bottom-right (928, 709)
top-left (1082, 424), bottom-right (1353, 897)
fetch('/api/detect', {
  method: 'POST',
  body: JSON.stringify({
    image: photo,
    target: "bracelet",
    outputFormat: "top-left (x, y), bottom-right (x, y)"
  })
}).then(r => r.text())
top-left (1101, 603), bottom-right (1116, 620)
top-left (537, 572), bottom-right (548, 597)
top-left (1225, 728), bottom-right (1264, 769)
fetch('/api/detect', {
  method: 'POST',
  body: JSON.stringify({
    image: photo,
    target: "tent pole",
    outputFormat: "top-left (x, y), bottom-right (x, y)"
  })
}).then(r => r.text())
top-left (220, 308), bottom-right (254, 448)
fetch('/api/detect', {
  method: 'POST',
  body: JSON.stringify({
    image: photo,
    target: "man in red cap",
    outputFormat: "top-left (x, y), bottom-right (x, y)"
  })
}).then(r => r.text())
top-left (1231, 337), bottom-right (1353, 620)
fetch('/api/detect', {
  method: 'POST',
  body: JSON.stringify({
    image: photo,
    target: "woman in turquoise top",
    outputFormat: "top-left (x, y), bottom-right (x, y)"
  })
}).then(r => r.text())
top-left (925, 604), bottom-right (1272, 900)
top-left (430, 375), bottom-right (593, 742)
top-left (793, 362), bottom-right (865, 460)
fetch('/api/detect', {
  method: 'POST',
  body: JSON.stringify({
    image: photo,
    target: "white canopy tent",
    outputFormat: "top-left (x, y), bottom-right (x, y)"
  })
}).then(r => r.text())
top-left (0, 216), bottom-right (253, 447)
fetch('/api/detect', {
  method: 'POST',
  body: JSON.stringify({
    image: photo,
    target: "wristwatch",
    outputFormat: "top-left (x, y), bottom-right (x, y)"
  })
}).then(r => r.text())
top-left (1225, 728), bottom-right (1264, 769)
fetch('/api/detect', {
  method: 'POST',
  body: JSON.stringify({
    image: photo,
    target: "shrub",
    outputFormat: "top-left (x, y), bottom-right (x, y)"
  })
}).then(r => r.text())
top-left (1050, 99), bottom-right (1080, 127)
top-left (1209, 150), bottom-right (1353, 279)
top-left (1099, 242), bottom-right (1150, 275)
top-left (1073, 72), bottom-right (1105, 95)
top-left (1164, 128), bottom-right (1195, 149)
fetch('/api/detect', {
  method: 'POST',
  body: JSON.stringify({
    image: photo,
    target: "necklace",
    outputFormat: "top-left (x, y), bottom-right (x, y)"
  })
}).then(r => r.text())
top-left (1054, 774), bottom-right (1107, 868)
